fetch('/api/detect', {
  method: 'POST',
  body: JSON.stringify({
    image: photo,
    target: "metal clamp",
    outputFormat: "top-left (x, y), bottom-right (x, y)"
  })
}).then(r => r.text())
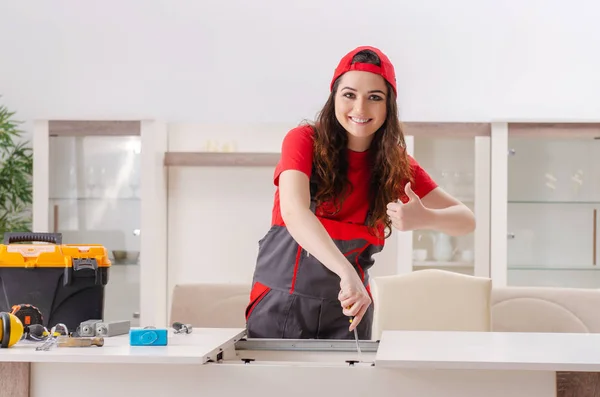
top-left (172, 322), bottom-right (193, 334)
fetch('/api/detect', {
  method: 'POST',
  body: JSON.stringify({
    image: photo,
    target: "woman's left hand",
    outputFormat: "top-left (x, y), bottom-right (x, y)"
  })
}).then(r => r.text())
top-left (386, 182), bottom-right (431, 231)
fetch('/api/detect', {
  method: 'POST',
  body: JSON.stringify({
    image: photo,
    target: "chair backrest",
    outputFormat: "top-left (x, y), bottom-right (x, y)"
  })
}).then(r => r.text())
top-left (170, 283), bottom-right (251, 328)
top-left (370, 269), bottom-right (492, 340)
top-left (491, 286), bottom-right (600, 333)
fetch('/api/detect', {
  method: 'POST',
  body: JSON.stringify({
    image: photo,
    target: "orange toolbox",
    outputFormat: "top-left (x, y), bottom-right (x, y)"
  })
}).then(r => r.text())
top-left (0, 232), bottom-right (111, 332)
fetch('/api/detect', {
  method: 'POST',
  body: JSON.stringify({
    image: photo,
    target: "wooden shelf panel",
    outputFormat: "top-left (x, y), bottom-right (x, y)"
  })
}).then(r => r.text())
top-left (164, 152), bottom-right (280, 167)
top-left (508, 122), bottom-right (600, 138)
top-left (49, 120), bottom-right (141, 136)
top-left (403, 122), bottom-right (490, 137)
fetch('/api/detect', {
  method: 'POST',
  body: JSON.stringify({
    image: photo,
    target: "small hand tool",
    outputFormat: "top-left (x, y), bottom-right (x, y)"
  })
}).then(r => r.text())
top-left (348, 316), bottom-right (362, 361)
top-left (57, 336), bottom-right (104, 347)
top-left (172, 322), bottom-right (193, 334)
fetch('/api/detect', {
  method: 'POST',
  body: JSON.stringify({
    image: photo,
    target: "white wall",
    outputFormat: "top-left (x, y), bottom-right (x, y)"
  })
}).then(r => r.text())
top-left (2, 0), bottom-right (600, 127)
top-left (166, 123), bottom-right (284, 296)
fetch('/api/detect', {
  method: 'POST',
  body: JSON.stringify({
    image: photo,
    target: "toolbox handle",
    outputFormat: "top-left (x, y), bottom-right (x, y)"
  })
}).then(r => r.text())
top-left (3, 232), bottom-right (63, 245)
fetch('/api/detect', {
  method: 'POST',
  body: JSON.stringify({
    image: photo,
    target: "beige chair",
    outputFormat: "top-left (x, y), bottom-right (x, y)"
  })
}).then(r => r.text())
top-left (370, 269), bottom-right (492, 340)
top-left (169, 283), bottom-right (251, 328)
top-left (491, 286), bottom-right (600, 333)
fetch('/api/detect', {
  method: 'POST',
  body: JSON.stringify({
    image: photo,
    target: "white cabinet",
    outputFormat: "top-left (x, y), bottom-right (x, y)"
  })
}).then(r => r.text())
top-left (490, 122), bottom-right (600, 288)
top-left (32, 120), bottom-right (168, 328)
top-left (394, 123), bottom-right (491, 279)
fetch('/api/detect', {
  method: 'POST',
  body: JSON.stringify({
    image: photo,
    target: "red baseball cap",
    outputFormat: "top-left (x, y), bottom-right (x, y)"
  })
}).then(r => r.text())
top-left (330, 46), bottom-right (397, 96)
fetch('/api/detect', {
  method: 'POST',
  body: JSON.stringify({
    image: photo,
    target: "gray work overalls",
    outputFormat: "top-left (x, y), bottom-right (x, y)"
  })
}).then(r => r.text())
top-left (245, 181), bottom-right (385, 340)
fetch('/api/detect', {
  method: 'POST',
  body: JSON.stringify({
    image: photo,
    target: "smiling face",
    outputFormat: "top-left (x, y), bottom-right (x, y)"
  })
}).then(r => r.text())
top-left (334, 70), bottom-right (388, 152)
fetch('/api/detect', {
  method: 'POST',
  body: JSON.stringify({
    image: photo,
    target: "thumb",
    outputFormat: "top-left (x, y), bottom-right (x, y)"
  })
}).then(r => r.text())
top-left (405, 181), bottom-right (419, 201)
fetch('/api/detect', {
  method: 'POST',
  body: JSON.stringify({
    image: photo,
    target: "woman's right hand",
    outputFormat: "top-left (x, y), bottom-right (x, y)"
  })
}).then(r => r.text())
top-left (338, 270), bottom-right (371, 331)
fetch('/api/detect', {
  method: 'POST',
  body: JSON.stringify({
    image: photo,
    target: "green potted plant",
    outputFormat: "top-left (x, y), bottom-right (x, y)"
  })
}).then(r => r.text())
top-left (0, 100), bottom-right (33, 240)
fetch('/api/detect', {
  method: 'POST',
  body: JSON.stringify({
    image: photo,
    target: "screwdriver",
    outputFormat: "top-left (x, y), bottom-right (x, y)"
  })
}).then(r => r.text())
top-left (349, 316), bottom-right (362, 361)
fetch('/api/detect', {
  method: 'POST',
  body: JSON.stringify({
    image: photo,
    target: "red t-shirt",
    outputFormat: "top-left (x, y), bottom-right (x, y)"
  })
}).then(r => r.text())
top-left (271, 125), bottom-right (437, 226)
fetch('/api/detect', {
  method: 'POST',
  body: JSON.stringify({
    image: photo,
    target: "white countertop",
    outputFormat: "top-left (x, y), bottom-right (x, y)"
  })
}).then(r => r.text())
top-left (376, 330), bottom-right (600, 371)
top-left (0, 328), bottom-right (246, 365)
top-left (4, 328), bottom-right (600, 371)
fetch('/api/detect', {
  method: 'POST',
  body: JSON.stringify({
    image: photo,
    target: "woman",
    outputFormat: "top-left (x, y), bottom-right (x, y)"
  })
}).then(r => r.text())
top-left (245, 46), bottom-right (475, 340)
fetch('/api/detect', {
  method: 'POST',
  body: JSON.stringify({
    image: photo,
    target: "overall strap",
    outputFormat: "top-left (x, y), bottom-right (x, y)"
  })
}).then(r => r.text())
top-left (309, 172), bottom-right (318, 214)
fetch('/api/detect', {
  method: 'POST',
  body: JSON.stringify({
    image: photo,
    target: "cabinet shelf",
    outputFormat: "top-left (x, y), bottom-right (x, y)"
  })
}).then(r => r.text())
top-left (508, 266), bottom-right (600, 271)
top-left (164, 152), bottom-right (280, 167)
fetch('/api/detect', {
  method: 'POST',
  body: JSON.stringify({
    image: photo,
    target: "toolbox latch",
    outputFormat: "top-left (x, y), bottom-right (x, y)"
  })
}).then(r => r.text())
top-left (63, 258), bottom-right (99, 286)
top-left (72, 258), bottom-right (98, 271)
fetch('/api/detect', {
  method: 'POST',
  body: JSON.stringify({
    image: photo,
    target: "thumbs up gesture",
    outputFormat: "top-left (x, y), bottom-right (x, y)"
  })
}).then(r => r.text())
top-left (386, 182), bottom-right (429, 232)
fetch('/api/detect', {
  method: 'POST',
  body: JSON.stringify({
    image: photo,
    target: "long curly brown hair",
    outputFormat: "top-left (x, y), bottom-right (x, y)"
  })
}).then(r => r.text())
top-left (309, 49), bottom-right (413, 239)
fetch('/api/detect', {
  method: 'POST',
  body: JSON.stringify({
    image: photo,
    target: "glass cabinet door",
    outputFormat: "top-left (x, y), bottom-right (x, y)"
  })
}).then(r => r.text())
top-left (411, 135), bottom-right (480, 276)
top-left (48, 134), bottom-right (141, 326)
top-left (506, 128), bottom-right (600, 287)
